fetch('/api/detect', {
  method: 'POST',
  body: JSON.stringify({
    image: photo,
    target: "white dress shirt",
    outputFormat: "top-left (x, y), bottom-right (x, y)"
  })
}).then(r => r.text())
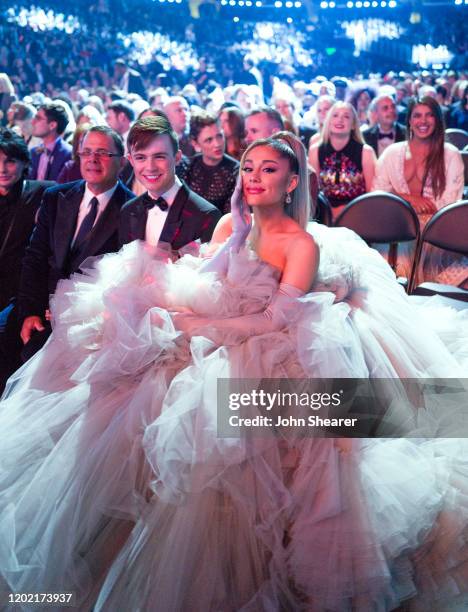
top-left (72, 183), bottom-right (118, 245)
top-left (145, 177), bottom-right (182, 247)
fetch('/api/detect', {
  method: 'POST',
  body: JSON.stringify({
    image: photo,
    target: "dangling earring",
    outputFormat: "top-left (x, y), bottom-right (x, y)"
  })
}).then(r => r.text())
top-left (285, 193), bottom-right (292, 205)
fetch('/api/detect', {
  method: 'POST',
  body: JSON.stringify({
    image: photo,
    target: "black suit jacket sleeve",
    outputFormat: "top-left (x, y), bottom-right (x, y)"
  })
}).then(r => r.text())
top-left (17, 189), bottom-right (56, 320)
top-left (0, 180), bottom-right (54, 311)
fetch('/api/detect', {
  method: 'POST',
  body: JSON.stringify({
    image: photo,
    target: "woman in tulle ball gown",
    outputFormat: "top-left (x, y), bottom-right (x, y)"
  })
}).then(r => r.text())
top-left (1, 132), bottom-right (468, 612)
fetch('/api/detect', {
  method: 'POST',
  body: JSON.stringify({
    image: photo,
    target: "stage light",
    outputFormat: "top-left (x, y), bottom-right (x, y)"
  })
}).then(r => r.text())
top-left (372, 1), bottom-right (378, 5)
top-left (233, 15), bottom-right (239, 20)
top-left (274, 1), bottom-right (283, 6)
top-left (355, 1), bottom-right (362, 6)
top-left (320, 1), bottom-right (328, 7)
top-left (221, 0), bottom-right (227, 4)
top-left (229, 0), bottom-right (235, 5)
top-left (388, 0), bottom-right (396, 6)
top-left (287, 16), bottom-right (293, 21)
top-left (363, 1), bottom-right (370, 5)
top-left (294, 1), bottom-right (302, 6)
top-left (245, 1), bottom-right (253, 5)
top-left (285, 1), bottom-right (293, 6)
top-left (454, 0), bottom-right (462, 4)
top-left (329, 1), bottom-right (336, 6)
top-left (255, 1), bottom-right (262, 5)
top-left (380, 1), bottom-right (387, 6)
top-left (347, 1), bottom-right (354, 6)
top-left (238, 1), bottom-right (244, 5)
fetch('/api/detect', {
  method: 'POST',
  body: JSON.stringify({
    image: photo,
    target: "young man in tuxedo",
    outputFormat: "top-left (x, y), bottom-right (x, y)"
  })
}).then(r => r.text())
top-left (16, 126), bottom-right (134, 366)
top-left (29, 102), bottom-right (72, 180)
top-left (362, 95), bottom-right (406, 158)
top-left (120, 115), bottom-right (221, 250)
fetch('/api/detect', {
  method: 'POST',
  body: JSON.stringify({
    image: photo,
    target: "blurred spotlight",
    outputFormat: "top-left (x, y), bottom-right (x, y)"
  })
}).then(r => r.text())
top-left (233, 15), bottom-right (239, 20)
top-left (287, 16), bottom-right (293, 21)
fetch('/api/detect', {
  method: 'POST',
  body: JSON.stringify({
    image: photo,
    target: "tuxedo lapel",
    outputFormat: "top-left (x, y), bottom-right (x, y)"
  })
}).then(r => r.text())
top-left (54, 182), bottom-right (84, 268)
top-left (79, 183), bottom-right (126, 259)
top-left (159, 185), bottom-right (186, 245)
top-left (126, 196), bottom-right (148, 241)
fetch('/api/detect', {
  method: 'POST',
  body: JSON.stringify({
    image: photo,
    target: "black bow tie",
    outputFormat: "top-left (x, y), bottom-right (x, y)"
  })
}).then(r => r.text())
top-left (143, 194), bottom-right (169, 212)
top-left (378, 131), bottom-right (394, 140)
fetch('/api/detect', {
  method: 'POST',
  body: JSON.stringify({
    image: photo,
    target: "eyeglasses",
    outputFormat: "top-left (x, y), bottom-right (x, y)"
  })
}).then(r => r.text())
top-left (79, 149), bottom-right (122, 159)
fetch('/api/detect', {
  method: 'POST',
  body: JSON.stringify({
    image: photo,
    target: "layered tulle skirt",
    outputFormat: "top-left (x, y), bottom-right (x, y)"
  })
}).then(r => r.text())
top-left (1, 225), bottom-right (468, 611)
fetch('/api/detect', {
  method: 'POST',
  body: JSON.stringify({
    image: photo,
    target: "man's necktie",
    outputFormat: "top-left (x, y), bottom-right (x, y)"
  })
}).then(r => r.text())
top-left (143, 194), bottom-right (169, 212)
top-left (73, 197), bottom-right (99, 251)
top-left (378, 132), bottom-right (394, 140)
top-left (44, 148), bottom-right (53, 180)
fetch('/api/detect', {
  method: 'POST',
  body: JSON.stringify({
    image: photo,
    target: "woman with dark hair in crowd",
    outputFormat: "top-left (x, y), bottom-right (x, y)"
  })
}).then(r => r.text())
top-left (309, 101), bottom-right (376, 220)
top-left (217, 106), bottom-right (246, 160)
top-left (179, 110), bottom-right (239, 213)
top-left (374, 95), bottom-right (463, 223)
top-left (373, 95), bottom-right (464, 284)
top-left (348, 86), bottom-right (376, 127)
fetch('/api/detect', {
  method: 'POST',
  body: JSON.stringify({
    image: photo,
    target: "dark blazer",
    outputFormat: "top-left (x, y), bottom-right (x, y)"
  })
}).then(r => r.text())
top-left (128, 69), bottom-right (146, 98)
top-left (120, 182), bottom-right (222, 249)
top-left (29, 137), bottom-right (73, 181)
top-left (0, 179), bottom-right (54, 311)
top-left (362, 123), bottom-right (406, 157)
top-left (18, 179), bottom-right (134, 321)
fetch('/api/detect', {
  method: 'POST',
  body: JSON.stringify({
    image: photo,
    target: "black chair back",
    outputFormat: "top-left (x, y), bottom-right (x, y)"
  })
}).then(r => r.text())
top-left (334, 191), bottom-right (420, 275)
top-left (445, 129), bottom-right (468, 150)
top-left (314, 191), bottom-right (332, 226)
top-left (409, 199), bottom-right (468, 293)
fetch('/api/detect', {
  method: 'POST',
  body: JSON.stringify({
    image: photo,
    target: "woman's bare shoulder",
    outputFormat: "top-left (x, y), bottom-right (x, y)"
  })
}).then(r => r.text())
top-left (211, 213), bottom-right (233, 244)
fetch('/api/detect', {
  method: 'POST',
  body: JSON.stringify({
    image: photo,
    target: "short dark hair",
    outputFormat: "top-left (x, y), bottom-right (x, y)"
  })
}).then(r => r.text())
top-left (83, 125), bottom-right (125, 157)
top-left (127, 115), bottom-right (178, 153)
top-left (40, 103), bottom-right (69, 135)
top-left (108, 100), bottom-right (135, 122)
top-left (0, 128), bottom-right (31, 177)
top-left (247, 106), bottom-right (284, 130)
top-left (189, 111), bottom-right (218, 141)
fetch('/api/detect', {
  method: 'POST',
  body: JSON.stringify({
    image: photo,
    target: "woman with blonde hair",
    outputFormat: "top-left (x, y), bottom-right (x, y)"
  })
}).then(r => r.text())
top-left (309, 101), bottom-right (376, 219)
top-left (0, 73), bottom-right (16, 126)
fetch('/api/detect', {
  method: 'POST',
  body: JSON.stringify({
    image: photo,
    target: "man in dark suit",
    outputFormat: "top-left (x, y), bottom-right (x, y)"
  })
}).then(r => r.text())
top-left (17, 126), bottom-right (134, 365)
top-left (29, 102), bottom-right (72, 181)
top-left (114, 59), bottom-right (146, 99)
top-left (0, 128), bottom-right (54, 390)
top-left (121, 115), bottom-right (221, 250)
top-left (362, 95), bottom-right (406, 158)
